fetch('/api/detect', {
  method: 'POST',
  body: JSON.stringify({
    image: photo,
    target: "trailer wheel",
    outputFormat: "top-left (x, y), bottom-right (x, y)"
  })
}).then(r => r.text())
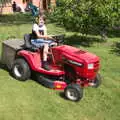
top-left (64, 84), bottom-right (83, 102)
top-left (93, 73), bottom-right (102, 88)
top-left (12, 58), bottom-right (31, 81)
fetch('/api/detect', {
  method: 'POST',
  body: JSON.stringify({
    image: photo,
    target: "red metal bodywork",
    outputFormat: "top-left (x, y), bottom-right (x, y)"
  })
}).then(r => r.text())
top-left (52, 45), bottom-right (100, 80)
top-left (17, 50), bottom-right (64, 76)
top-left (17, 45), bottom-right (100, 90)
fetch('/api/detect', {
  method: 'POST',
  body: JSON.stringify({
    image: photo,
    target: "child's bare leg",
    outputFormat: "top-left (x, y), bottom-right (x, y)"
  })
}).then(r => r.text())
top-left (43, 43), bottom-right (49, 61)
top-left (42, 43), bottom-right (50, 70)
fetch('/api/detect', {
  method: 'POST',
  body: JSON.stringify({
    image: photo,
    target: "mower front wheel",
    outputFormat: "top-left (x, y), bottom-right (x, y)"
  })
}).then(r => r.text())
top-left (64, 84), bottom-right (83, 102)
top-left (12, 58), bottom-right (31, 81)
top-left (93, 73), bottom-right (102, 88)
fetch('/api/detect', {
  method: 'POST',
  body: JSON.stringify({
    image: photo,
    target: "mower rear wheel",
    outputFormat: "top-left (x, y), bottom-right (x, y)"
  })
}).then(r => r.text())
top-left (93, 73), bottom-right (102, 88)
top-left (64, 84), bottom-right (83, 102)
top-left (12, 58), bottom-right (31, 81)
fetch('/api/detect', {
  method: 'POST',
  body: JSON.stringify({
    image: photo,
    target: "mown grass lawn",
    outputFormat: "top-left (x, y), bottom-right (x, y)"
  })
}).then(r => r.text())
top-left (0, 14), bottom-right (120, 120)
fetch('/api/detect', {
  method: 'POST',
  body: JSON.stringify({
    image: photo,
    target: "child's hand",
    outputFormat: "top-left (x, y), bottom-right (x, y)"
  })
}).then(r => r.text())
top-left (47, 36), bottom-right (56, 41)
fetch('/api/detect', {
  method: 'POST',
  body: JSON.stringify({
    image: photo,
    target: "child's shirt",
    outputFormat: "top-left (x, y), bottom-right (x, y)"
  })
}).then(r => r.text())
top-left (32, 23), bottom-right (47, 36)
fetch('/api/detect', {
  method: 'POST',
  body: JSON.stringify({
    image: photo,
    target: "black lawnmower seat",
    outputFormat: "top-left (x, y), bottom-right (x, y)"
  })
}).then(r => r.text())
top-left (24, 34), bottom-right (38, 51)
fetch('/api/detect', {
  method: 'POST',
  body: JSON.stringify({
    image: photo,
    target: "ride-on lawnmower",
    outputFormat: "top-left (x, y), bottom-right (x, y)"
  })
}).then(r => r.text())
top-left (1, 34), bottom-right (101, 102)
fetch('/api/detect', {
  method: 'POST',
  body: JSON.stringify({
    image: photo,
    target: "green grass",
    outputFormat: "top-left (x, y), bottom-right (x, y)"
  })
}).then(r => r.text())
top-left (0, 14), bottom-right (120, 120)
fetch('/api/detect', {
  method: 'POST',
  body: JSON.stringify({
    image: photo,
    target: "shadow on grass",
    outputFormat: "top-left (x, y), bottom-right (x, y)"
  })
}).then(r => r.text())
top-left (64, 34), bottom-right (105, 47)
top-left (0, 63), bottom-right (7, 70)
top-left (108, 28), bottom-right (120, 38)
top-left (110, 42), bottom-right (120, 56)
top-left (59, 92), bottom-right (69, 101)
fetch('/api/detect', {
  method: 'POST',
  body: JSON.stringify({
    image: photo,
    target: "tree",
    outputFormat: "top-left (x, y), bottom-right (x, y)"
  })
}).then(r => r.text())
top-left (51, 0), bottom-right (120, 38)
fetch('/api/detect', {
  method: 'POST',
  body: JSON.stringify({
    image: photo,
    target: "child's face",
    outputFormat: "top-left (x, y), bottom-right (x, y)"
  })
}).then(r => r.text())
top-left (39, 17), bottom-right (44, 26)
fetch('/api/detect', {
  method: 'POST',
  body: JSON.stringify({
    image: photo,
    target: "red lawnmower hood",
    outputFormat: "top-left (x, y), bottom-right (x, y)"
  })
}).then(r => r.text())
top-left (56, 45), bottom-right (99, 63)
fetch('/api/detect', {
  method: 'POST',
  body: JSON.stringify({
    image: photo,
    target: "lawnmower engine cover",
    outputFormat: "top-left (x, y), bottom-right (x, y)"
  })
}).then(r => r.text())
top-left (52, 45), bottom-right (100, 80)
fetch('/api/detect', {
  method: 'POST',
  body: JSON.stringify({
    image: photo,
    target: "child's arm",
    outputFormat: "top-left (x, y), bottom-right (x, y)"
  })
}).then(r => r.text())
top-left (44, 26), bottom-right (56, 41)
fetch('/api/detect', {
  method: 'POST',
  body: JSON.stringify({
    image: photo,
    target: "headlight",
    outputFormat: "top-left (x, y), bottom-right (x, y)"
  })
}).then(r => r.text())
top-left (88, 63), bottom-right (94, 69)
top-left (68, 60), bottom-right (83, 67)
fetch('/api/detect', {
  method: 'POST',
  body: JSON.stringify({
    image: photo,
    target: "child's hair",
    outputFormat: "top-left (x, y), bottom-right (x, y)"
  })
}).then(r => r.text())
top-left (35, 16), bottom-right (39, 23)
top-left (35, 15), bottom-right (46, 24)
top-left (40, 15), bottom-right (46, 23)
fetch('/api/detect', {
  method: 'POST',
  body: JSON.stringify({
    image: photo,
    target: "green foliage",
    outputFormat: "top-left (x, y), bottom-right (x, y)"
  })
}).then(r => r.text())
top-left (50, 0), bottom-right (120, 37)
top-left (0, 13), bottom-right (33, 24)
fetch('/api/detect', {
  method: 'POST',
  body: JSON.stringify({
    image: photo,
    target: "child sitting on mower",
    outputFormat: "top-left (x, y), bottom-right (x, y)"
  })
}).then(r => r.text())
top-left (31, 15), bottom-right (56, 70)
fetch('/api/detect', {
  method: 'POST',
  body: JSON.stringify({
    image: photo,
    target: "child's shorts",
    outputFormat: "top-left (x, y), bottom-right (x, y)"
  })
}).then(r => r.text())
top-left (31, 39), bottom-right (54, 47)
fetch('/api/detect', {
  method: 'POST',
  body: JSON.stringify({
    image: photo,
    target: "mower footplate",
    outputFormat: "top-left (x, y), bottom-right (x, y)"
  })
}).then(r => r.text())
top-left (36, 67), bottom-right (65, 76)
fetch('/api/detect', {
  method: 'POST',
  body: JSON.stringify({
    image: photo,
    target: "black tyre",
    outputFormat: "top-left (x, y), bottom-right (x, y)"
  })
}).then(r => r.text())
top-left (64, 84), bottom-right (83, 102)
top-left (93, 73), bottom-right (102, 88)
top-left (12, 58), bottom-right (31, 81)
top-left (64, 64), bottom-right (76, 83)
